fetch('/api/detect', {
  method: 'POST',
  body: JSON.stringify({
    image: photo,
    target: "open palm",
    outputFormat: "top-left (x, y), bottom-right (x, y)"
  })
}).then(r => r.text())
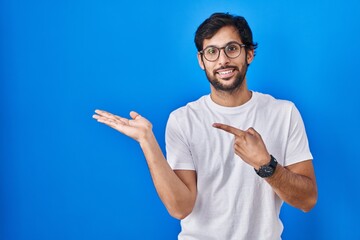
top-left (93, 109), bottom-right (152, 143)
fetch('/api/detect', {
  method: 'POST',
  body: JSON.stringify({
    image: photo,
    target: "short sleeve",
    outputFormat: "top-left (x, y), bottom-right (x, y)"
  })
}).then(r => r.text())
top-left (284, 104), bottom-right (313, 166)
top-left (165, 112), bottom-right (195, 170)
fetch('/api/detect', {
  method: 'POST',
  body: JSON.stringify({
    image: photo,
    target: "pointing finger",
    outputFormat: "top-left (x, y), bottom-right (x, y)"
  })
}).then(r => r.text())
top-left (212, 123), bottom-right (245, 136)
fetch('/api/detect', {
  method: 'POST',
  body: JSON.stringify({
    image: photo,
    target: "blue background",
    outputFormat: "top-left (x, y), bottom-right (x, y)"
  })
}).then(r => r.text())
top-left (1, 0), bottom-right (359, 239)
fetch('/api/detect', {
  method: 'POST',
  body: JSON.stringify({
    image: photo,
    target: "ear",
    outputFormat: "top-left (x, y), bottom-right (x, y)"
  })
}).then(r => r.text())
top-left (197, 52), bottom-right (205, 70)
top-left (246, 49), bottom-right (255, 65)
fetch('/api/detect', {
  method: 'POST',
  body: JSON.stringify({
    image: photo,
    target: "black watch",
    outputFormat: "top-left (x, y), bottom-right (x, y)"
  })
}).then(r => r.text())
top-left (255, 155), bottom-right (278, 178)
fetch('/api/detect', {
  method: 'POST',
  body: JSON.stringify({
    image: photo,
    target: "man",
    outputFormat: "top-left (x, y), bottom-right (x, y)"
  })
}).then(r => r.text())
top-left (93, 12), bottom-right (317, 239)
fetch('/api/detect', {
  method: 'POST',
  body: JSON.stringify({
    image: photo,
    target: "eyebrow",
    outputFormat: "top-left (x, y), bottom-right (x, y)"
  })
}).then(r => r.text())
top-left (203, 41), bottom-right (242, 49)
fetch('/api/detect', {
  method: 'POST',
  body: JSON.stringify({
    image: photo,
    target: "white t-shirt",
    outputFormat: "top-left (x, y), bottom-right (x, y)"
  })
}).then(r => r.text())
top-left (165, 92), bottom-right (313, 240)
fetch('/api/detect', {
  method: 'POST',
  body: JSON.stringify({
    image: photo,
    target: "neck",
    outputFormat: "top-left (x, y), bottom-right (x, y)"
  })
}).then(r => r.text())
top-left (210, 79), bottom-right (252, 107)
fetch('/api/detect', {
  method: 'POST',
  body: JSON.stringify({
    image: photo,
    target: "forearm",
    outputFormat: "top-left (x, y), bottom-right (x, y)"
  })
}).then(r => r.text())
top-left (93, 110), bottom-right (195, 219)
top-left (266, 163), bottom-right (317, 212)
top-left (139, 133), bottom-right (196, 219)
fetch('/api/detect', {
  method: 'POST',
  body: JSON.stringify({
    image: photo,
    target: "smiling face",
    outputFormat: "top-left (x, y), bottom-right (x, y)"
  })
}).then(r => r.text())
top-left (197, 25), bottom-right (254, 93)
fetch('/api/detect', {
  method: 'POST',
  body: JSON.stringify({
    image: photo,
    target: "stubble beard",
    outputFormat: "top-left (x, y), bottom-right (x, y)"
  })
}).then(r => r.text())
top-left (205, 63), bottom-right (248, 94)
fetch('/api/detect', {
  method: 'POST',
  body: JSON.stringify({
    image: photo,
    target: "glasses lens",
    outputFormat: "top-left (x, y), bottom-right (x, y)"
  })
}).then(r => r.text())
top-left (225, 43), bottom-right (241, 58)
top-left (204, 47), bottom-right (219, 61)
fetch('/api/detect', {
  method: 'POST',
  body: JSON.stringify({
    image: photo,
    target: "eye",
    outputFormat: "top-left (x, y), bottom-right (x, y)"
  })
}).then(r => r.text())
top-left (226, 44), bottom-right (239, 53)
top-left (206, 47), bottom-right (218, 55)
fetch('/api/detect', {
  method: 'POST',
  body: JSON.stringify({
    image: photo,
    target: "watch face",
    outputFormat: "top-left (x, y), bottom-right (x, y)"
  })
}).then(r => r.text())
top-left (259, 166), bottom-right (274, 178)
top-left (258, 166), bottom-right (274, 177)
top-left (255, 155), bottom-right (277, 178)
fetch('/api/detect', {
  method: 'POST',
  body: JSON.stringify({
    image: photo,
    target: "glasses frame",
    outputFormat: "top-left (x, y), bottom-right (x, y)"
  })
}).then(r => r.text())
top-left (199, 42), bottom-right (246, 62)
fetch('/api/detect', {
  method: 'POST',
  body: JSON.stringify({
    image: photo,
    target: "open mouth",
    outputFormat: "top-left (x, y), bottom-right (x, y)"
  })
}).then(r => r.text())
top-left (216, 68), bottom-right (237, 79)
top-left (218, 69), bottom-right (234, 75)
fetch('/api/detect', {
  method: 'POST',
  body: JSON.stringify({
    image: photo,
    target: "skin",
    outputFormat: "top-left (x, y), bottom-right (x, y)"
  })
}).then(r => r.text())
top-left (197, 26), bottom-right (253, 107)
top-left (93, 25), bottom-right (317, 219)
top-left (93, 110), bottom-right (197, 219)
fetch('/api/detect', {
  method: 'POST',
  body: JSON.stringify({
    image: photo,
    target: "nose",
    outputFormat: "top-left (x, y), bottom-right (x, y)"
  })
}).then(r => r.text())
top-left (218, 48), bottom-right (230, 66)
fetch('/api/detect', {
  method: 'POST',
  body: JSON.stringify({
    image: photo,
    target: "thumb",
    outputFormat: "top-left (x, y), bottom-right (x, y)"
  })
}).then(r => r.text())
top-left (130, 111), bottom-right (141, 120)
top-left (247, 127), bottom-right (259, 136)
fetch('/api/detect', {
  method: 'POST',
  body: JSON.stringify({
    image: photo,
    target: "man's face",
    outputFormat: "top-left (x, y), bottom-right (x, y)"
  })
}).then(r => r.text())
top-left (197, 26), bottom-right (254, 93)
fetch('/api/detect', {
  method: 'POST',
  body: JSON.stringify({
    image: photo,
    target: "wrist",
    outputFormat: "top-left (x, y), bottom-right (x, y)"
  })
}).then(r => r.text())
top-left (139, 131), bottom-right (156, 147)
top-left (254, 155), bottom-right (278, 178)
top-left (254, 154), bottom-right (271, 170)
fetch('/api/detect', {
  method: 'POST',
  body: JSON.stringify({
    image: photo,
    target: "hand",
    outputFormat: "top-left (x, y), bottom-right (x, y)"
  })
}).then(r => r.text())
top-left (93, 109), bottom-right (153, 143)
top-left (212, 123), bottom-right (270, 170)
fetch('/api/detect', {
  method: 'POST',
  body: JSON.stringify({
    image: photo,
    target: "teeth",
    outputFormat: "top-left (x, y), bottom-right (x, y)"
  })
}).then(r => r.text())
top-left (218, 70), bottom-right (233, 75)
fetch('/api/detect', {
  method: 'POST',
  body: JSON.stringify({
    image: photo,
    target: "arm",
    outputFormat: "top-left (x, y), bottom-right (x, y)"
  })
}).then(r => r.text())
top-left (266, 159), bottom-right (317, 212)
top-left (213, 123), bottom-right (318, 212)
top-left (93, 110), bottom-right (197, 219)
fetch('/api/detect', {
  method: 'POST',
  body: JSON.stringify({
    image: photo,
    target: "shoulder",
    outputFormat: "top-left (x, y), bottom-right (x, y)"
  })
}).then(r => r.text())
top-left (165, 95), bottom-right (209, 140)
top-left (169, 95), bottom-right (208, 120)
top-left (254, 91), bottom-right (296, 112)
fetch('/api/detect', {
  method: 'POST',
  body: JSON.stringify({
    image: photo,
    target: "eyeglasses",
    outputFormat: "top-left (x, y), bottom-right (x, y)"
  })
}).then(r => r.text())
top-left (199, 42), bottom-right (246, 62)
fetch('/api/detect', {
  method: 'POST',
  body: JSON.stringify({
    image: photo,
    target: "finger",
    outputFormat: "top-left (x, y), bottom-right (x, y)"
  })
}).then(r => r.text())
top-left (114, 115), bottom-right (130, 125)
top-left (234, 134), bottom-right (247, 145)
top-left (96, 117), bottom-right (118, 128)
top-left (93, 113), bottom-right (109, 122)
top-left (247, 127), bottom-right (263, 140)
top-left (246, 127), bottom-right (257, 135)
top-left (94, 109), bottom-right (117, 120)
top-left (95, 115), bottom-right (119, 125)
top-left (95, 109), bottom-right (128, 124)
top-left (92, 114), bottom-right (100, 120)
top-left (234, 148), bottom-right (244, 159)
top-left (96, 117), bottom-right (130, 133)
top-left (129, 111), bottom-right (147, 128)
top-left (95, 109), bottom-right (108, 116)
top-left (129, 111), bottom-right (141, 120)
top-left (212, 123), bottom-right (245, 136)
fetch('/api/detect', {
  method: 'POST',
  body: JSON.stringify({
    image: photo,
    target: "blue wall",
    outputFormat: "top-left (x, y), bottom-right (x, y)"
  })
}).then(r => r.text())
top-left (1, 0), bottom-right (359, 239)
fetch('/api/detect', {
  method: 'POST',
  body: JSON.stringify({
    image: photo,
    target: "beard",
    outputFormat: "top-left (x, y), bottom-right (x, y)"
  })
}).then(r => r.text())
top-left (204, 63), bottom-right (248, 93)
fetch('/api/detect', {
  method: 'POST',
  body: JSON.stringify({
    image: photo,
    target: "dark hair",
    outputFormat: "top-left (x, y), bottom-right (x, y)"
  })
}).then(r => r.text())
top-left (195, 13), bottom-right (258, 54)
